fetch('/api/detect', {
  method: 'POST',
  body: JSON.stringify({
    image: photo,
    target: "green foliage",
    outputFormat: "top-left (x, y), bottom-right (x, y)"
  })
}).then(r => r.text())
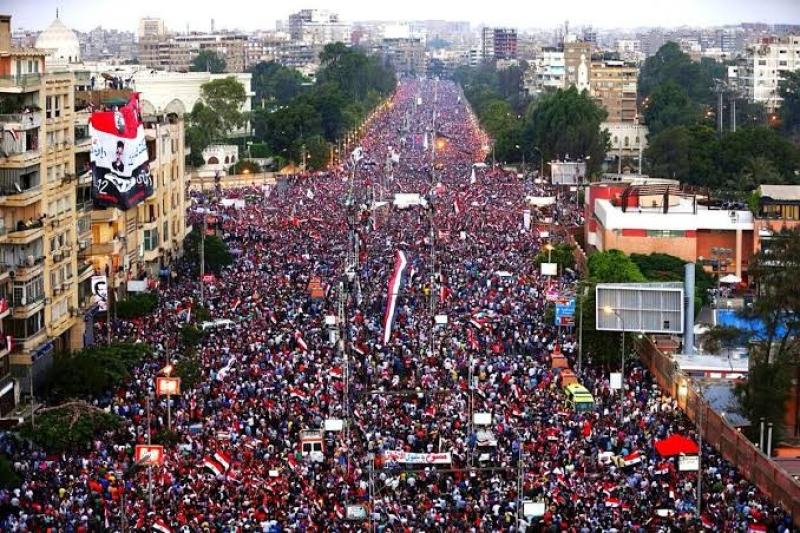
top-left (522, 86), bottom-right (609, 175)
top-left (629, 253), bottom-right (714, 309)
top-left (230, 160), bottom-right (261, 175)
top-left (19, 405), bottom-right (121, 453)
top-left (638, 42), bottom-right (724, 106)
top-left (778, 70), bottom-right (800, 139)
top-left (174, 355), bottom-right (203, 389)
top-left (642, 81), bottom-right (700, 136)
top-left (250, 46), bottom-right (394, 169)
top-left (587, 249), bottom-right (646, 283)
top-left (153, 428), bottom-right (180, 447)
top-left (535, 243), bottom-right (575, 271)
top-left (180, 324), bottom-right (205, 347)
top-left (735, 229), bottom-right (800, 444)
top-left (249, 61), bottom-right (307, 105)
top-left (701, 325), bottom-right (746, 355)
top-left (190, 49), bottom-right (226, 73)
top-left (645, 125), bottom-right (800, 189)
top-left (185, 230), bottom-right (233, 274)
top-left (44, 343), bottom-right (151, 401)
top-left (117, 292), bottom-right (159, 319)
top-left (0, 454), bottom-right (20, 488)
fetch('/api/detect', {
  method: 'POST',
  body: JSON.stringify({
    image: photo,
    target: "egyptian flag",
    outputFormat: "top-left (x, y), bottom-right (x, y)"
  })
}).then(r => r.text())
top-left (202, 456), bottom-right (224, 476)
top-left (152, 518), bottom-right (172, 533)
top-left (700, 515), bottom-right (714, 529)
top-left (213, 450), bottom-right (231, 471)
top-left (289, 387), bottom-right (307, 401)
top-left (439, 285), bottom-right (452, 303)
top-left (622, 451), bottom-right (642, 467)
top-left (469, 315), bottom-right (488, 329)
top-left (294, 330), bottom-right (308, 352)
top-left (382, 250), bottom-right (408, 344)
top-left (748, 525), bottom-right (767, 533)
top-left (605, 497), bottom-right (621, 508)
top-left (466, 328), bottom-right (479, 350)
top-left (329, 367), bottom-right (343, 379)
top-left (353, 343), bottom-right (367, 356)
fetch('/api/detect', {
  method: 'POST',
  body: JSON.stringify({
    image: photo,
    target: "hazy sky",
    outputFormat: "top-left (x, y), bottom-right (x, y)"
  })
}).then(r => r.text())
top-left (5, 0), bottom-right (800, 33)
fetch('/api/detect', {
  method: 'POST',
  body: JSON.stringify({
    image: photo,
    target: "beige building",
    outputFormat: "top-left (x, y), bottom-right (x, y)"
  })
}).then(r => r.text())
top-left (589, 61), bottom-right (639, 123)
top-left (0, 15), bottom-right (88, 406)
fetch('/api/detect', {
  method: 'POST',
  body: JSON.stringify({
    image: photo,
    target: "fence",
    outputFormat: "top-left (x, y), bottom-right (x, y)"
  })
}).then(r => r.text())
top-left (636, 336), bottom-right (800, 525)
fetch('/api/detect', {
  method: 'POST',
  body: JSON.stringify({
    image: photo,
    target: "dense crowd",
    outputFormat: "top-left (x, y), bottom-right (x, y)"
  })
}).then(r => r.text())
top-left (0, 79), bottom-right (793, 532)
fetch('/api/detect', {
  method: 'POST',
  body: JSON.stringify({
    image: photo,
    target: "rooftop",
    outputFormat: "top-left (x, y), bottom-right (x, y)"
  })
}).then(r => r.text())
top-left (758, 184), bottom-right (800, 202)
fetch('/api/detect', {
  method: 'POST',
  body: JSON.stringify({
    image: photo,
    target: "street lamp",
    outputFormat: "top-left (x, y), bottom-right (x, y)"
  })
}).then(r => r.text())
top-left (603, 305), bottom-right (626, 423)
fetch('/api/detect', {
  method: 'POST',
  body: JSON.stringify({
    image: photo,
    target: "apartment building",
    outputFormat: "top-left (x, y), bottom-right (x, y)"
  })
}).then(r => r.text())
top-left (741, 35), bottom-right (800, 111)
top-left (589, 61), bottom-right (639, 123)
top-left (0, 15), bottom-right (87, 409)
top-left (481, 27), bottom-right (517, 62)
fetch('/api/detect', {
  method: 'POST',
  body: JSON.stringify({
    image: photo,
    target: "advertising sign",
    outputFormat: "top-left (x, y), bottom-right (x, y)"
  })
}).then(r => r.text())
top-left (541, 262), bottom-right (558, 276)
top-left (554, 298), bottom-right (576, 327)
top-left (610, 372), bottom-right (623, 390)
top-left (382, 451), bottom-right (452, 464)
top-left (155, 377), bottom-right (181, 396)
top-left (678, 455), bottom-right (700, 471)
top-left (91, 275), bottom-right (108, 312)
top-left (90, 92), bottom-right (154, 210)
top-left (134, 444), bottom-right (165, 465)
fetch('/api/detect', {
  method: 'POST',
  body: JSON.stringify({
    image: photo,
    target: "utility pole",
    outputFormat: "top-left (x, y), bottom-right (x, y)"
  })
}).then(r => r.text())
top-left (28, 365), bottom-right (34, 430)
top-left (199, 215), bottom-right (206, 307)
top-left (146, 395), bottom-right (153, 507)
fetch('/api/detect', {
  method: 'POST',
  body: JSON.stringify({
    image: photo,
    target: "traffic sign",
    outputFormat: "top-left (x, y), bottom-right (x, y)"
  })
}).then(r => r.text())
top-left (555, 298), bottom-right (576, 326)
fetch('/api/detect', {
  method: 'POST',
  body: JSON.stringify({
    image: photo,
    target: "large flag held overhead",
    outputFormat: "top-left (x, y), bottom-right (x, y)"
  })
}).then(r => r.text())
top-left (382, 250), bottom-right (408, 344)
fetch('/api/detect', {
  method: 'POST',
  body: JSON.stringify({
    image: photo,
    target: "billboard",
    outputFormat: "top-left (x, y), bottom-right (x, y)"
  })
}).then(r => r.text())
top-left (91, 275), bottom-right (108, 312)
top-left (90, 92), bottom-right (154, 210)
top-left (555, 298), bottom-right (576, 327)
top-left (595, 283), bottom-right (684, 334)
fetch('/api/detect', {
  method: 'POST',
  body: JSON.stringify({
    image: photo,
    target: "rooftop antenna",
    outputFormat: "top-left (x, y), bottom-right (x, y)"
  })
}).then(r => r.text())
top-left (56, 8), bottom-right (59, 19)
top-left (211, 18), bottom-right (215, 33)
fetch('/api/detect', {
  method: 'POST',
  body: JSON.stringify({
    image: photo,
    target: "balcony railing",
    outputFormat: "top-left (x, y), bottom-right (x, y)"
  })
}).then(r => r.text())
top-left (0, 183), bottom-right (41, 198)
top-left (0, 74), bottom-right (42, 90)
top-left (0, 111), bottom-right (42, 130)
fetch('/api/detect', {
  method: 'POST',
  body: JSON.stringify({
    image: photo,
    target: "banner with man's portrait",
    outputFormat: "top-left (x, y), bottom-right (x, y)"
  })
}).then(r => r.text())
top-left (89, 92), bottom-right (154, 210)
top-left (91, 275), bottom-right (108, 312)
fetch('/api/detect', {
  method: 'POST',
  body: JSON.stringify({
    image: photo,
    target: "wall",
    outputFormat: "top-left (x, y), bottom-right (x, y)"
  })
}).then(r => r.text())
top-left (599, 229), bottom-right (697, 261)
top-left (637, 336), bottom-right (800, 526)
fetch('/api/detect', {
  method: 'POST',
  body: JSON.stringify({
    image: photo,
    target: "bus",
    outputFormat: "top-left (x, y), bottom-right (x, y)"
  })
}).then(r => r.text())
top-left (564, 383), bottom-right (594, 413)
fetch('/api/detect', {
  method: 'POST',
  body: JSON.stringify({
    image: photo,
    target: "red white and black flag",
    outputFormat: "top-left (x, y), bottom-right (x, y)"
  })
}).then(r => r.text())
top-left (382, 250), bottom-right (408, 344)
top-left (89, 92), bottom-right (153, 210)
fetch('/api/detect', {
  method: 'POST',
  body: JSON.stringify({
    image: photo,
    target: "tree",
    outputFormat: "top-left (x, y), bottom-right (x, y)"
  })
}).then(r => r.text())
top-left (44, 343), bottom-right (151, 401)
top-left (185, 231), bottom-right (233, 274)
top-left (630, 253), bottom-right (715, 309)
top-left (535, 243), bottom-right (575, 271)
top-left (18, 402), bottom-right (121, 453)
top-left (249, 61), bottom-right (307, 106)
top-left (735, 229), bottom-right (800, 443)
top-left (197, 77), bottom-right (247, 136)
top-left (587, 249), bottom-right (646, 283)
top-left (642, 81), bottom-right (699, 136)
top-left (522, 86), bottom-right (609, 175)
top-left (190, 49), bottom-right (226, 73)
top-left (116, 292), bottom-right (159, 319)
top-left (702, 326), bottom-right (746, 359)
top-left (638, 42), bottom-right (722, 106)
top-left (579, 250), bottom-right (647, 366)
top-left (778, 70), bottom-right (800, 139)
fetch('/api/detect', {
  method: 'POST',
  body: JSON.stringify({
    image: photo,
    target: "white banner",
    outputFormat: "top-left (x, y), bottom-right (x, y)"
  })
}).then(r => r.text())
top-left (610, 372), bottom-right (623, 390)
top-left (678, 455), bottom-right (700, 471)
top-left (90, 125), bottom-right (148, 178)
top-left (382, 451), bottom-right (452, 464)
top-left (541, 262), bottom-right (558, 276)
top-left (523, 209), bottom-right (531, 230)
top-left (91, 275), bottom-right (108, 312)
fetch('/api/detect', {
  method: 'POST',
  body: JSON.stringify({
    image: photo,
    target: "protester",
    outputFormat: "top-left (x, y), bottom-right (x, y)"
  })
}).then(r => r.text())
top-left (0, 79), bottom-right (791, 532)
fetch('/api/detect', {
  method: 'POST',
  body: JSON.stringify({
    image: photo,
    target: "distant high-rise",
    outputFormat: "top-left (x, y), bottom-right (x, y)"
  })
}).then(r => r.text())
top-left (481, 27), bottom-right (517, 61)
top-left (138, 17), bottom-right (166, 40)
top-left (741, 35), bottom-right (800, 111)
top-left (287, 9), bottom-right (350, 46)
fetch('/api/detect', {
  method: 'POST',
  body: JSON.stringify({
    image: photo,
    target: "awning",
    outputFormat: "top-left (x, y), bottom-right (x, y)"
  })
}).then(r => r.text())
top-left (655, 434), bottom-right (699, 457)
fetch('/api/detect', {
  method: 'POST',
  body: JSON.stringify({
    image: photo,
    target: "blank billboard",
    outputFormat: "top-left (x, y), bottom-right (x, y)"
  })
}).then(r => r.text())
top-left (595, 282), bottom-right (684, 334)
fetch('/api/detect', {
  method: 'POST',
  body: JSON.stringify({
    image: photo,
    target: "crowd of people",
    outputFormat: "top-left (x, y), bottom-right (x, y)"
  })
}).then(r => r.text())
top-left (0, 79), bottom-right (793, 532)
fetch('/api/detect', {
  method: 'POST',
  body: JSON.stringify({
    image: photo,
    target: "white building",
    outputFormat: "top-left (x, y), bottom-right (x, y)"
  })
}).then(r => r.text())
top-left (138, 17), bottom-right (166, 39)
top-left (616, 39), bottom-right (643, 63)
top-left (34, 12), bottom-right (80, 67)
top-left (741, 35), bottom-right (800, 111)
top-left (601, 122), bottom-right (649, 158)
top-left (287, 9), bottom-right (351, 46)
top-left (525, 49), bottom-right (565, 95)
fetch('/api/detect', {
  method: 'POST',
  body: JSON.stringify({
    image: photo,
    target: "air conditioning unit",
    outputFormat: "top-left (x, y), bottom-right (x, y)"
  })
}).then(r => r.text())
top-left (20, 297), bottom-right (26, 306)
top-left (78, 240), bottom-right (88, 250)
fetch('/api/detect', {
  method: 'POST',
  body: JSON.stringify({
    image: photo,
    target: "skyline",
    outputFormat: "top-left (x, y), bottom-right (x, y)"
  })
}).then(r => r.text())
top-left (5, 0), bottom-right (800, 34)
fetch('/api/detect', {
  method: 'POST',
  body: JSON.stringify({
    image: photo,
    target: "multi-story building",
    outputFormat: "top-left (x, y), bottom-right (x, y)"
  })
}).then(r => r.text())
top-left (138, 36), bottom-right (193, 72)
top-left (601, 121), bottom-right (649, 160)
top-left (138, 17), bottom-right (166, 40)
top-left (589, 60), bottom-right (639, 123)
top-left (139, 32), bottom-right (251, 73)
top-left (481, 27), bottom-right (517, 61)
top-left (73, 87), bottom-right (189, 300)
top-left (525, 48), bottom-right (565, 95)
top-left (287, 9), bottom-right (351, 46)
top-left (0, 14), bottom-right (88, 408)
top-left (740, 35), bottom-right (800, 111)
top-left (616, 39), bottom-right (644, 63)
top-left (563, 40), bottom-right (591, 91)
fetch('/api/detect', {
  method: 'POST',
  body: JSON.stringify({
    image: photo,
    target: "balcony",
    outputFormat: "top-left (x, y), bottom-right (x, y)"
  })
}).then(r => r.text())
top-left (87, 237), bottom-right (122, 257)
top-left (9, 257), bottom-right (45, 282)
top-left (75, 135), bottom-right (91, 153)
top-left (0, 111), bottom-right (42, 131)
top-left (91, 207), bottom-right (120, 223)
top-left (143, 246), bottom-right (161, 263)
top-left (78, 261), bottom-right (94, 282)
top-left (0, 184), bottom-right (41, 207)
top-left (0, 74), bottom-right (42, 93)
top-left (12, 293), bottom-right (44, 319)
top-left (3, 220), bottom-right (44, 245)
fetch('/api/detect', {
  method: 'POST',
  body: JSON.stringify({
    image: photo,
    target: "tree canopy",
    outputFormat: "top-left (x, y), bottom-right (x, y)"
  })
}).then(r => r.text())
top-left (190, 49), bottom-right (226, 74)
top-left (638, 42), bottom-right (724, 106)
top-left (185, 77), bottom-right (247, 167)
top-left (249, 61), bottom-right (307, 106)
top-left (778, 70), bottom-right (800, 140)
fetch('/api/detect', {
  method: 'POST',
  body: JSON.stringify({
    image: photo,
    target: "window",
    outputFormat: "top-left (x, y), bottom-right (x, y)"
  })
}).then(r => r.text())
top-left (45, 96), bottom-right (53, 119)
top-left (143, 229), bottom-right (159, 251)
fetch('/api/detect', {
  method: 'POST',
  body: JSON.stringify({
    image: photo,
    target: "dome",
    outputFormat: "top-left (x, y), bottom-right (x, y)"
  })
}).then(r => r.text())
top-left (35, 15), bottom-right (81, 64)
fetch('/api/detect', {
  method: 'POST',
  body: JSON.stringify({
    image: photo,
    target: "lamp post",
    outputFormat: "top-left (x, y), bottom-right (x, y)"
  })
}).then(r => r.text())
top-left (603, 306), bottom-right (626, 423)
